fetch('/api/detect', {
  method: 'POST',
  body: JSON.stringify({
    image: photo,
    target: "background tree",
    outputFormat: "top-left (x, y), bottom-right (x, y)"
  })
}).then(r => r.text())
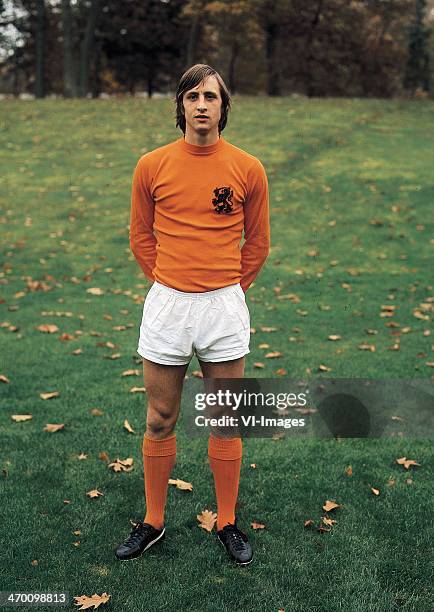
top-left (404, 0), bottom-right (432, 92)
top-left (77, 0), bottom-right (100, 97)
top-left (61, 0), bottom-right (75, 97)
top-left (0, 0), bottom-right (432, 99)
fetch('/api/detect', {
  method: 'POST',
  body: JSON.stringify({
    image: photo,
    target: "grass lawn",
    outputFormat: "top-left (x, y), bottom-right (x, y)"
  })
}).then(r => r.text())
top-left (0, 96), bottom-right (433, 611)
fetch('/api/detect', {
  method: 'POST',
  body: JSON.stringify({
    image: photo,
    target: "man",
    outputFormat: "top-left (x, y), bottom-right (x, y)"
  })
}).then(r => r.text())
top-left (115, 64), bottom-right (270, 565)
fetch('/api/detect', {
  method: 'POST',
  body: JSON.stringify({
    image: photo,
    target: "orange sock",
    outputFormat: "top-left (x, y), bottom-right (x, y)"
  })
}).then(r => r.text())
top-left (208, 434), bottom-right (242, 531)
top-left (142, 432), bottom-right (176, 530)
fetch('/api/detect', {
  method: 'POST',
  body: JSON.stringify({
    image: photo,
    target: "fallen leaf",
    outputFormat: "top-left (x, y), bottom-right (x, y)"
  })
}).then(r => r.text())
top-left (91, 408), bottom-right (103, 416)
top-left (44, 423), bottom-right (65, 432)
top-left (121, 369), bottom-right (140, 377)
top-left (254, 362), bottom-right (265, 368)
top-left (318, 364), bottom-right (332, 372)
top-left (328, 335), bottom-right (341, 341)
top-left (98, 341), bottom-right (116, 349)
top-left (251, 521), bottom-right (266, 529)
top-left (197, 509), bottom-right (217, 532)
top-left (99, 451), bottom-right (109, 461)
top-left (168, 478), bottom-right (193, 491)
top-left (104, 353), bottom-right (120, 360)
top-left (345, 465), bottom-right (353, 476)
top-left (294, 406), bottom-right (317, 414)
top-left (86, 489), bottom-right (104, 498)
top-left (396, 456), bottom-right (421, 470)
top-left (77, 453), bottom-right (87, 460)
top-left (191, 370), bottom-right (203, 378)
top-left (388, 342), bottom-right (400, 351)
top-left (0, 374), bottom-right (10, 383)
top-left (40, 391), bottom-right (59, 400)
top-left (108, 458), bottom-right (134, 472)
top-left (72, 348), bottom-right (83, 355)
top-left (322, 500), bottom-right (342, 512)
top-left (86, 288), bottom-right (104, 296)
top-left (265, 351), bottom-right (283, 358)
top-left (37, 324), bottom-right (59, 333)
top-left (322, 516), bottom-right (337, 526)
top-left (59, 333), bottom-right (75, 341)
top-left (358, 343), bottom-right (376, 352)
top-left (250, 463), bottom-right (257, 468)
top-left (73, 592), bottom-right (110, 609)
top-left (11, 414), bottom-right (32, 422)
top-left (260, 326), bottom-right (277, 332)
top-left (371, 487), bottom-right (380, 495)
top-left (277, 293), bottom-right (300, 302)
top-left (123, 419), bottom-right (135, 433)
top-left (304, 519), bottom-right (315, 528)
top-left (130, 386), bottom-right (146, 393)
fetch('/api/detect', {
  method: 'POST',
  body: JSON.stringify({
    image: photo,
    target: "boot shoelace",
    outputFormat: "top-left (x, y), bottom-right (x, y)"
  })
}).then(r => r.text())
top-left (126, 522), bottom-right (152, 544)
top-left (223, 525), bottom-right (247, 551)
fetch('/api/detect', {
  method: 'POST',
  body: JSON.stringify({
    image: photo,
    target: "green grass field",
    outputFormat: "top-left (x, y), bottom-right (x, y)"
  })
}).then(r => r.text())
top-left (0, 96), bottom-right (433, 611)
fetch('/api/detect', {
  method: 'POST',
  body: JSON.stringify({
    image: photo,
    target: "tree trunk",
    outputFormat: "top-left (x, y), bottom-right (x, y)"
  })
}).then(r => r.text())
top-left (91, 38), bottom-right (102, 98)
top-left (61, 0), bottom-right (76, 97)
top-left (228, 39), bottom-right (239, 94)
top-left (186, 0), bottom-right (202, 68)
top-left (35, 0), bottom-right (45, 98)
top-left (147, 65), bottom-right (154, 98)
top-left (303, 0), bottom-right (324, 97)
top-left (78, 0), bottom-right (100, 97)
top-left (266, 22), bottom-right (280, 96)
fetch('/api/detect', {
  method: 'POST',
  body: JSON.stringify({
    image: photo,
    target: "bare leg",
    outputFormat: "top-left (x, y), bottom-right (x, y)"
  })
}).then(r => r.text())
top-left (198, 356), bottom-right (245, 379)
top-left (141, 358), bottom-right (189, 528)
top-left (143, 358), bottom-right (189, 439)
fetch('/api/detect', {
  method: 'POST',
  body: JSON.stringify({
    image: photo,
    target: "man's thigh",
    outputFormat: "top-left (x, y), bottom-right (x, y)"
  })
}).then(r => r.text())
top-left (198, 357), bottom-right (245, 438)
top-left (143, 358), bottom-right (189, 435)
top-left (198, 356), bottom-right (245, 379)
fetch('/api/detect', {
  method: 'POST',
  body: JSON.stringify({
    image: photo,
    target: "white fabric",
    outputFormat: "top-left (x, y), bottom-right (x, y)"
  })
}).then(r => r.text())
top-left (137, 281), bottom-right (250, 365)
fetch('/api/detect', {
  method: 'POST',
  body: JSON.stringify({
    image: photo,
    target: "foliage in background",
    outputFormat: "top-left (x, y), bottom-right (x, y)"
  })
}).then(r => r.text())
top-left (0, 0), bottom-right (433, 98)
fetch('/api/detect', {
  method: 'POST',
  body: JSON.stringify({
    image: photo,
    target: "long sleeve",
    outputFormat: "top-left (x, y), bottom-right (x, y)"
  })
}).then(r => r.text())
top-left (129, 157), bottom-right (157, 282)
top-left (240, 159), bottom-right (270, 293)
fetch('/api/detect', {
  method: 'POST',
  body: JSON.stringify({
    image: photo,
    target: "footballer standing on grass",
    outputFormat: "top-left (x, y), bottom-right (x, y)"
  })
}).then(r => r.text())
top-left (115, 64), bottom-right (270, 565)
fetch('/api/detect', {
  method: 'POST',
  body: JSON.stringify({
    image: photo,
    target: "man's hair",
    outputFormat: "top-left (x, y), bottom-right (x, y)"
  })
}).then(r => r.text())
top-left (174, 64), bottom-right (231, 135)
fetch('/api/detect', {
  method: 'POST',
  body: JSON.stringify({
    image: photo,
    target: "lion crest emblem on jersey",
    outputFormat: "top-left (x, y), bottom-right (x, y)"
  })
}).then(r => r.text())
top-left (212, 186), bottom-right (233, 214)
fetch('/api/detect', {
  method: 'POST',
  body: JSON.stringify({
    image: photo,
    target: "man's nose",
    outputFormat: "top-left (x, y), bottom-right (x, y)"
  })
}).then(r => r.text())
top-left (196, 96), bottom-right (207, 109)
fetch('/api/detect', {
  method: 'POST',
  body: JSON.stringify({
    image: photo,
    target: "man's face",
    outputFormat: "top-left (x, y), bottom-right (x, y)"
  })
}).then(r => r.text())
top-left (182, 75), bottom-right (222, 137)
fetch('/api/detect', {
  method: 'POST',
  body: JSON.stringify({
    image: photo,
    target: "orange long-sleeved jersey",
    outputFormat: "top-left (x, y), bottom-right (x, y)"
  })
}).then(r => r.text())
top-left (129, 135), bottom-right (270, 292)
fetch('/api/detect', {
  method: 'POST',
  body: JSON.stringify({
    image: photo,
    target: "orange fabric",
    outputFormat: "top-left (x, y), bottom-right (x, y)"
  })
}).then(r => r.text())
top-left (130, 136), bottom-right (270, 293)
top-left (208, 434), bottom-right (242, 530)
top-left (142, 433), bottom-right (176, 530)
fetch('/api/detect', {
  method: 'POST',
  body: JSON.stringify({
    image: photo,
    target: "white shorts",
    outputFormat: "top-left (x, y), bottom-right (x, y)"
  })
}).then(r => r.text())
top-left (137, 281), bottom-right (250, 366)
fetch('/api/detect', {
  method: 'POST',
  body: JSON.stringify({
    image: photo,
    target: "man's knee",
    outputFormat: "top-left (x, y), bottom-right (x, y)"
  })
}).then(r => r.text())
top-left (146, 401), bottom-right (178, 438)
